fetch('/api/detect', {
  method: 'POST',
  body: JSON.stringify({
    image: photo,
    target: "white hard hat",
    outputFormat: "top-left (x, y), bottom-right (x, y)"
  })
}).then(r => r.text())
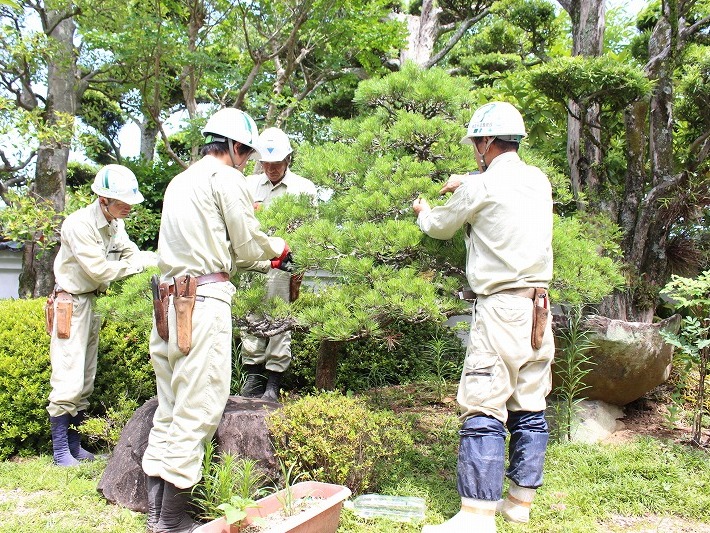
top-left (202, 108), bottom-right (260, 157)
top-left (461, 101), bottom-right (527, 144)
top-left (91, 165), bottom-right (144, 205)
top-left (258, 127), bottom-right (293, 162)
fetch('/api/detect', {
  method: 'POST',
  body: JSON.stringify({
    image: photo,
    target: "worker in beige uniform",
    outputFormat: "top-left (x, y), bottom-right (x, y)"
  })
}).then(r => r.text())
top-left (142, 109), bottom-right (293, 533)
top-left (47, 164), bottom-right (152, 467)
top-left (413, 102), bottom-right (554, 533)
top-left (238, 127), bottom-right (317, 402)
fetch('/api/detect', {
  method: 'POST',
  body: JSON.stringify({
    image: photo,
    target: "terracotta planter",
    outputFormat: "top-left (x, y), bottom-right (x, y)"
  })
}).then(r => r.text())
top-left (194, 481), bottom-right (352, 533)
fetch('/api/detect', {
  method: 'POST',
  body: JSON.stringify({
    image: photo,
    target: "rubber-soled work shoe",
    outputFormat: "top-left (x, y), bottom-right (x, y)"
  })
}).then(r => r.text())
top-left (240, 364), bottom-right (267, 397)
top-left (155, 481), bottom-right (198, 533)
top-left (146, 476), bottom-right (164, 533)
top-left (261, 370), bottom-right (283, 403)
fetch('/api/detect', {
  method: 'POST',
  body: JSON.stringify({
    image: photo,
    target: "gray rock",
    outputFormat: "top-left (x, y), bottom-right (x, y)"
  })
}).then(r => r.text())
top-left (554, 314), bottom-right (681, 406)
top-left (564, 399), bottom-right (625, 443)
top-left (97, 396), bottom-right (281, 512)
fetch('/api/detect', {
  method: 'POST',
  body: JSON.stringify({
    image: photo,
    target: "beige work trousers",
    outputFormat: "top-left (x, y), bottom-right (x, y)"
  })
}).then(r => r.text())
top-left (457, 293), bottom-right (555, 423)
top-left (47, 293), bottom-right (101, 418)
top-left (240, 268), bottom-right (292, 372)
top-left (142, 295), bottom-right (232, 489)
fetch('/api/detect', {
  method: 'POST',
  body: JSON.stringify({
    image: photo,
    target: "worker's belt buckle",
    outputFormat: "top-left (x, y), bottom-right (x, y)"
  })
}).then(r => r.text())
top-left (458, 289), bottom-right (477, 302)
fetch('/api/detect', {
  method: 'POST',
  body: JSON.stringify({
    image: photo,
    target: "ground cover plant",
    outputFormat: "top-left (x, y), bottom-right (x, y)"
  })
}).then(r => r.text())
top-left (0, 384), bottom-right (708, 533)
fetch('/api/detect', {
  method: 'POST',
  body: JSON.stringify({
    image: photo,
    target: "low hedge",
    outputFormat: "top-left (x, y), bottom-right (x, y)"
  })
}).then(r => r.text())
top-left (0, 291), bottom-right (156, 460)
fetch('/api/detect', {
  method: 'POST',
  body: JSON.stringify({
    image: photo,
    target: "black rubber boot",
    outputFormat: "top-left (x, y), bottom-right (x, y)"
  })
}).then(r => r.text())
top-left (261, 370), bottom-right (283, 403)
top-left (155, 481), bottom-right (197, 533)
top-left (240, 364), bottom-right (267, 397)
top-left (50, 414), bottom-right (79, 467)
top-left (68, 411), bottom-right (95, 461)
top-left (146, 476), bottom-right (164, 533)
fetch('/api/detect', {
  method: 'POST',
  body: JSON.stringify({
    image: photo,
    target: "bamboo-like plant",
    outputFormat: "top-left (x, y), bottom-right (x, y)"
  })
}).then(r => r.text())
top-left (551, 305), bottom-right (596, 442)
top-left (191, 441), bottom-right (270, 521)
top-left (275, 460), bottom-right (306, 518)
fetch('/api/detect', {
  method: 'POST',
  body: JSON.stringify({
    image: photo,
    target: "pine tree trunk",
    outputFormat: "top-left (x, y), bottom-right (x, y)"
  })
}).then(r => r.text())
top-left (315, 339), bottom-right (343, 390)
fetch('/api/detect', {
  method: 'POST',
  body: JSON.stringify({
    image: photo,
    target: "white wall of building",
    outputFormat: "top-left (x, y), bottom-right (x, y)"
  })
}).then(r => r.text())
top-left (0, 247), bottom-right (23, 299)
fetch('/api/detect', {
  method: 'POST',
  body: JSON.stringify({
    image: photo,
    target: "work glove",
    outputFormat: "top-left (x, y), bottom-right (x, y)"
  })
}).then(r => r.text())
top-left (271, 244), bottom-right (295, 272)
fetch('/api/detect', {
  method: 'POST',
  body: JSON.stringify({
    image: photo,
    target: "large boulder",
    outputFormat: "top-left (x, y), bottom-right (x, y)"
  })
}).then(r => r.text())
top-left (553, 314), bottom-right (681, 406)
top-left (97, 396), bottom-right (280, 512)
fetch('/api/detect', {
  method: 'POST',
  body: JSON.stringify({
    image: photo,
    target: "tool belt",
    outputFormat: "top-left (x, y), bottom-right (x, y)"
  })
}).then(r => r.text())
top-left (461, 286), bottom-right (549, 349)
top-left (45, 288), bottom-right (73, 339)
top-left (496, 287), bottom-right (549, 349)
top-left (151, 272), bottom-right (229, 354)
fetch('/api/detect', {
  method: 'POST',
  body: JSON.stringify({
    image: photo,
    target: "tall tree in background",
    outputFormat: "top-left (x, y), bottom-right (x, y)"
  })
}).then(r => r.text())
top-left (531, 0), bottom-right (710, 321)
top-left (227, 0), bottom-right (404, 126)
top-left (0, 1), bottom-right (97, 297)
top-left (556, 0), bottom-right (605, 208)
top-left (393, 0), bottom-right (493, 68)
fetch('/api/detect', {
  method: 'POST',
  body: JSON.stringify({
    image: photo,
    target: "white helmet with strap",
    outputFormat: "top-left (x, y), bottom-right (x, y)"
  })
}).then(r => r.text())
top-left (461, 101), bottom-right (527, 144)
top-left (258, 127), bottom-right (293, 163)
top-left (202, 108), bottom-right (261, 158)
top-left (91, 165), bottom-right (144, 205)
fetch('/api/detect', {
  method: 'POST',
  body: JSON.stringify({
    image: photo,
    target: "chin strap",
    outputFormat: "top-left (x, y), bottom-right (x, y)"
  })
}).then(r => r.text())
top-left (475, 137), bottom-right (496, 171)
top-left (101, 199), bottom-right (117, 221)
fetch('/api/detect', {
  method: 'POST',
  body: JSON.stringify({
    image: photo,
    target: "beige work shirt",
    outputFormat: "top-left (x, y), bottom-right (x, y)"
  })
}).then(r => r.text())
top-left (157, 155), bottom-right (285, 300)
top-left (246, 169), bottom-right (318, 207)
top-left (236, 169), bottom-right (318, 273)
top-left (417, 152), bottom-right (553, 296)
top-left (53, 199), bottom-right (141, 294)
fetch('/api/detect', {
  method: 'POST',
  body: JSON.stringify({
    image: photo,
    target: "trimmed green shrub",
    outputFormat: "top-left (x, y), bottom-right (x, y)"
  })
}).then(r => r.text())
top-left (267, 391), bottom-right (413, 494)
top-left (0, 272), bottom-right (157, 458)
top-left (93, 269), bottom-right (156, 412)
top-left (0, 298), bottom-right (51, 459)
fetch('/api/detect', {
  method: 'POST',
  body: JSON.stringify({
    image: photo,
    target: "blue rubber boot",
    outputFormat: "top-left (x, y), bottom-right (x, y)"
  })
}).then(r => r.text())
top-left (50, 414), bottom-right (80, 467)
top-left (68, 411), bottom-right (95, 461)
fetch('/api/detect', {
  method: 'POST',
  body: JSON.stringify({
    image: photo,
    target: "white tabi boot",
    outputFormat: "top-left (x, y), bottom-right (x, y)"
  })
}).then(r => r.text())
top-left (497, 480), bottom-right (536, 523)
top-left (422, 498), bottom-right (496, 533)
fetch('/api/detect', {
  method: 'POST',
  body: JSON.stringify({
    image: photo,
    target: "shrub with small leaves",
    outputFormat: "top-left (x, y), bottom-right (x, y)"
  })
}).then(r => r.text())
top-left (0, 298), bottom-right (51, 459)
top-left (267, 391), bottom-right (413, 494)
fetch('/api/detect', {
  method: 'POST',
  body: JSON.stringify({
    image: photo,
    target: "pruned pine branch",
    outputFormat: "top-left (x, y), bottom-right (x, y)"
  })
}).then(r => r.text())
top-left (234, 315), bottom-right (299, 338)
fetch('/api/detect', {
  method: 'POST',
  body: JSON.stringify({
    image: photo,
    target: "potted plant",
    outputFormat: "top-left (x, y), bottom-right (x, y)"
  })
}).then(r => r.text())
top-left (194, 480), bottom-right (352, 533)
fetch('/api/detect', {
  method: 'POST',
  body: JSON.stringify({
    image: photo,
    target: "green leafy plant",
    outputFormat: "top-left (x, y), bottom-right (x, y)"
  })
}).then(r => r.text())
top-left (267, 391), bottom-right (413, 494)
top-left (551, 305), bottom-right (597, 442)
top-left (275, 459), bottom-right (306, 518)
top-left (420, 333), bottom-right (464, 403)
top-left (660, 272), bottom-right (710, 446)
top-left (80, 394), bottom-right (139, 448)
top-left (191, 440), bottom-right (270, 522)
top-left (216, 496), bottom-right (261, 529)
top-left (0, 190), bottom-right (63, 254)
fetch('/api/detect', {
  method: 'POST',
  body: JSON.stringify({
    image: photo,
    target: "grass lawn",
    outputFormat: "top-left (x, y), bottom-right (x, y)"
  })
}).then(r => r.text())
top-left (1, 385), bottom-right (709, 532)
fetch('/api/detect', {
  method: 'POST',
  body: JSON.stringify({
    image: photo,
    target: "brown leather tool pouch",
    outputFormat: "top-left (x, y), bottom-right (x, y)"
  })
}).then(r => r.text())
top-left (44, 293), bottom-right (55, 335)
top-left (173, 275), bottom-right (197, 355)
top-left (289, 273), bottom-right (304, 302)
top-left (151, 275), bottom-right (169, 342)
top-left (55, 292), bottom-right (74, 339)
top-left (531, 288), bottom-right (549, 350)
